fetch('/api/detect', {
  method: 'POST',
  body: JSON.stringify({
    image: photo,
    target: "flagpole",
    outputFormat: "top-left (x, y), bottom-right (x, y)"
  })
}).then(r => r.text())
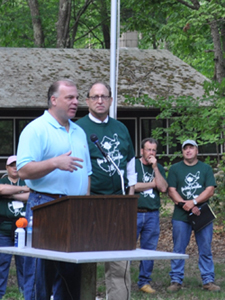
top-left (109, 0), bottom-right (117, 119)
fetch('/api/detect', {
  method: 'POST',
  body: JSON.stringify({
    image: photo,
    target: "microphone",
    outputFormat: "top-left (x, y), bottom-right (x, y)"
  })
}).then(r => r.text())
top-left (90, 134), bottom-right (108, 158)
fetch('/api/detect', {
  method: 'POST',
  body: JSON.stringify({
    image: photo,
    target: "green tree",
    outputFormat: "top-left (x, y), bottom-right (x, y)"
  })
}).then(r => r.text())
top-left (0, 0), bottom-right (112, 48)
top-left (1, 0), bottom-right (225, 80)
top-left (125, 79), bottom-right (225, 163)
top-left (174, 0), bottom-right (225, 82)
top-left (121, 0), bottom-right (225, 82)
top-left (120, 0), bottom-right (169, 49)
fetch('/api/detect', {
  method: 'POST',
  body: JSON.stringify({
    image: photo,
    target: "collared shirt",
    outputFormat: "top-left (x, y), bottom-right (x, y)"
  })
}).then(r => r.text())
top-left (88, 113), bottom-right (109, 123)
top-left (88, 113), bottom-right (136, 187)
top-left (17, 110), bottom-right (92, 195)
top-left (76, 114), bottom-right (136, 194)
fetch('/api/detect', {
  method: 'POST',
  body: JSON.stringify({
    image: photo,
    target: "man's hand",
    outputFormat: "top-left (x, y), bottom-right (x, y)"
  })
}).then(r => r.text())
top-left (191, 206), bottom-right (201, 216)
top-left (55, 151), bottom-right (83, 172)
top-left (148, 156), bottom-right (157, 168)
top-left (183, 200), bottom-right (195, 212)
top-left (19, 150), bottom-right (85, 180)
top-left (21, 186), bottom-right (30, 193)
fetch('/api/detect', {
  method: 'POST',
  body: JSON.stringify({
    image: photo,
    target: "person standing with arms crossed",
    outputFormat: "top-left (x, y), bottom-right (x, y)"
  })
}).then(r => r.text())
top-left (0, 155), bottom-right (29, 298)
top-left (135, 138), bottom-right (167, 294)
top-left (167, 139), bottom-right (220, 293)
top-left (76, 81), bottom-right (137, 300)
top-left (17, 79), bottom-right (92, 300)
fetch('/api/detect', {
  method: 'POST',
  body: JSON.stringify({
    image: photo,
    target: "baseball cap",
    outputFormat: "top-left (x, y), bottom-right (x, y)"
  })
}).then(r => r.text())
top-left (182, 140), bottom-right (198, 149)
top-left (6, 155), bottom-right (17, 166)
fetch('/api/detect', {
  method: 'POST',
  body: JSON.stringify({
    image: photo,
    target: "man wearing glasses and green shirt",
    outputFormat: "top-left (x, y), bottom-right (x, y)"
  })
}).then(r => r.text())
top-left (76, 82), bottom-right (137, 300)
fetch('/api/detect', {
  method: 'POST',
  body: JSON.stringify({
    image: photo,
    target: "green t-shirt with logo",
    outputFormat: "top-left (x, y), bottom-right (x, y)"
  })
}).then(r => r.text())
top-left (135, 158), bottom-right (166, 210)
top-left (0, 176), bottom-right (27, 236)
top-left (76, 115), bottom-right (135, 195)
top-left (167, 160), bottom-right (216, 222)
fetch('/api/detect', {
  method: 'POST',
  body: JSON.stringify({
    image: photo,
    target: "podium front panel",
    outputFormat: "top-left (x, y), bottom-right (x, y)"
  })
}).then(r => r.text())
top-left (32, 195), bottom-right (138, 252)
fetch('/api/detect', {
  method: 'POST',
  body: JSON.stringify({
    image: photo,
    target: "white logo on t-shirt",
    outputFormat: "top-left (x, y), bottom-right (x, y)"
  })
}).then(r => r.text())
top-left (8, 201), bottom-right (26, 217)
top-left (96, 134), bottom-right (124, 177)
top-left (141, 172), bottom-right (155, 198)
top-left (181, 171), bottom-right (202, 199)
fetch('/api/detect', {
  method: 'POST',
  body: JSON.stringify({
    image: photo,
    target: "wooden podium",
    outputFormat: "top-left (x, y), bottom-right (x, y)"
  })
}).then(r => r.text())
top-left (32, 195), bottom-right (138, 252)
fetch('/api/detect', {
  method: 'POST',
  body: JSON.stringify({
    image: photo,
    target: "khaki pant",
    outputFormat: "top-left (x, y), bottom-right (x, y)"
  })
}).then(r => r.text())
top-left (105, 261), bottom-right (131, 300)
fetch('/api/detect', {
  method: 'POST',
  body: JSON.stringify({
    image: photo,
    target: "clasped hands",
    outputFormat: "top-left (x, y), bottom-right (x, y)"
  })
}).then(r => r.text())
top-left (178, 201), bottom-right (201, 216)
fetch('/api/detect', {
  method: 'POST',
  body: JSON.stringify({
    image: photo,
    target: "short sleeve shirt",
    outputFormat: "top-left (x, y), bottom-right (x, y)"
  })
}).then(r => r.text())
top-left (135, 159), bottom-right (166, 210)
top-left (0, 176), bottom-right (27, 236)
top-left (167, 160), bottom-right (216, 222)
top-left (17, 111), bottom-right (92, 195)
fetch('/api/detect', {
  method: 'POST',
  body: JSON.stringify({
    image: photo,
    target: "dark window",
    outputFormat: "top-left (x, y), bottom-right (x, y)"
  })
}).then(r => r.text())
top-left (0, 119), bottom-right (13, 156)
top-left (140, 118), bottom-right (166, 154)
top-left (198, 144), bottom-right (217, 154)
top-left (118, 118), bottom-right (137, 154)
top-left (15, 119), bottom-right (33, 152)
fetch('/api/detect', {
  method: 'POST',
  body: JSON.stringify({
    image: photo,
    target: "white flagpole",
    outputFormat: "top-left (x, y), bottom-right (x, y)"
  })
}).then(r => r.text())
top-left (109, 0), bottom-right (118, 119)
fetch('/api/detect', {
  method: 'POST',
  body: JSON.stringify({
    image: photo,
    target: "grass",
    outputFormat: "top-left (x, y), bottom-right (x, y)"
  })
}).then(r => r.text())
top-left (128, 259), bottom-right (225, 300)
top-left (3, 255), bottom-right (225, 300)
top-left (3, 199), bottom-right (225, 300)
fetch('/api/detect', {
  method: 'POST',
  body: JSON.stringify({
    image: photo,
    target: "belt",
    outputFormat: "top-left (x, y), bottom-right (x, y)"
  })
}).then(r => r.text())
top-left (137, 208), bottom-right (158, 213)
top-left (30, 189), bottom-right (66, 199)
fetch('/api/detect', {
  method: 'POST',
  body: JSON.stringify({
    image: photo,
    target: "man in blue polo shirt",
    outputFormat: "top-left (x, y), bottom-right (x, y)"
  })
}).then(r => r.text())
top-left (17, 79), bottom-right (92, 300)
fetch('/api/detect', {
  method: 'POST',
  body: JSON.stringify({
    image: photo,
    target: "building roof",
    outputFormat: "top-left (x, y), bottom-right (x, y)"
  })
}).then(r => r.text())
top-left (0, 47), bottom-right (209, 109)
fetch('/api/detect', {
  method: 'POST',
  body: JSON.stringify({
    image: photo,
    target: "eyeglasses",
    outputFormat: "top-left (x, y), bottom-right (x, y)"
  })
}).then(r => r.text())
top-left (88, 95), bottom-right (110, 101)
top-left (143, 148), bottom-right (156, 152)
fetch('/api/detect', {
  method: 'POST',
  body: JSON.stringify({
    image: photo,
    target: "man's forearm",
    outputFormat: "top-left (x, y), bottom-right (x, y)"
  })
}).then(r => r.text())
top-left (128, 185), bottom-right (135, 195)
top-left (0, 184), bottom-right (29, 195)
top-left (183, 186), bottom-right (215, 211)
top-left (154, 167), bottom-right (168, 192)
top-left (168, 187), bottom-right (185, 205)
top-left (12, 192), bottom-right (30, 202)
top-left (135, 180), bottom-right (156, 192)
top-left (86, 176), bottom-right (91, 195)
top-left (18, 160), bottom-right (57, 180)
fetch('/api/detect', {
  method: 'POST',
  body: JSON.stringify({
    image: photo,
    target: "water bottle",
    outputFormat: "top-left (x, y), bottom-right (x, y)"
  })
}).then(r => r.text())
top-left (15, 228), bottom-right (25, 248)
top-left (26, 216), bottom-right (33, 248)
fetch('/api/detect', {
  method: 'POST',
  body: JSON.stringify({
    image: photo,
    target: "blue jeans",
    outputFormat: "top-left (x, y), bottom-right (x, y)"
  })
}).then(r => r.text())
top-left (0, 234), bottom-right (24, 298)
top-left (23, 192), bottom-right (81, 300)
top-left (136, 211), bottom-right (160, 288)
top-left (170, 220), bottom-right (215, 285)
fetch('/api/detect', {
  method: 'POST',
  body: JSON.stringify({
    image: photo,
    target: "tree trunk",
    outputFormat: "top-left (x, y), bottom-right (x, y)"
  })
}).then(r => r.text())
top-left (209, 20), bottom-right (225, 83)
top-left (70, 0), bottom-right (93, 47)
top-left (176, 0), bottom-right (225, 83)
top-left (27, 0), bottom-right (45, 47)
top-left (221, 19), bottom-right (225, 53)
top-left (99, 0), bottom-right (110, 49)
top-left (57, 0), bottom-right (71, 48)
top-left (102, 23), bottom-right (110, 49)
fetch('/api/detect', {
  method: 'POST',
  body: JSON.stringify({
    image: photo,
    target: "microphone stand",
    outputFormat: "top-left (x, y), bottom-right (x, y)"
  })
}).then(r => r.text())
top-left (104, 154), bottom-right (126, 196)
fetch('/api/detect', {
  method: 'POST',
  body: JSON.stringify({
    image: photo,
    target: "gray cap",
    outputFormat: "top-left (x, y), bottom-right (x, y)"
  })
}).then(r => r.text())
top-left (182, 139), bottom-right (198, 149)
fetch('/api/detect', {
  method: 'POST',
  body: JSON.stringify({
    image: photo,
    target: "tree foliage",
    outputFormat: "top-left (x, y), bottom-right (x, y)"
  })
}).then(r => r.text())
top-left (120, 0), bottom-right (225, 81)
top-left (0, 0), bottom-right (111, 48)
top-left (125, 79), bottom-right (225, 163)
top-left (1, 0), bottom-right (225, 82)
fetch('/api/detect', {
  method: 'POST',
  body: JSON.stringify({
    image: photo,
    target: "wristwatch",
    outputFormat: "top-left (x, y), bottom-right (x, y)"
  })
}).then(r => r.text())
top-left (193, 199), bottom-right (198, 205)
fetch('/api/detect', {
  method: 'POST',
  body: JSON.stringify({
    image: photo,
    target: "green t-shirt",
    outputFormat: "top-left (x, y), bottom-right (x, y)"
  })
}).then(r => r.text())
top-left (0, 176), bottom-right (27, 236)
top-left (76, 115), bottom-right (135, 195)
top-left (167, 160), bottom-right (216, 222)
top-left (135, 158), bottom-right (166, 210)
